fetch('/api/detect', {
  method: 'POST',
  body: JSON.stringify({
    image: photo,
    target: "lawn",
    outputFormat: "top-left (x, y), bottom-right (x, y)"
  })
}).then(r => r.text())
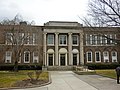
top-left (0, 70), bottom-right (48, 88)
top-left (95, 69), bottom-right (116, 79)
top-left (74, 69), bottom-right (117, 79)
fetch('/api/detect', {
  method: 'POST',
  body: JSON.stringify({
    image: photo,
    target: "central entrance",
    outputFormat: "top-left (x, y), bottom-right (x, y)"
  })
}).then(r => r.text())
top-left (60, 54), bottom-right (65, 66)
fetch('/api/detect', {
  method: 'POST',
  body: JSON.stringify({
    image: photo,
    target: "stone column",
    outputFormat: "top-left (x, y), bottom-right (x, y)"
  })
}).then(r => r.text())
top-left (55, 33), bottom-right (59, 65)
top-left (68, 33), bottom-right (72, 65)
top-left (80, 33), bottom-right (84, 65)
top-left (43, 33), bottom-right (47, 66)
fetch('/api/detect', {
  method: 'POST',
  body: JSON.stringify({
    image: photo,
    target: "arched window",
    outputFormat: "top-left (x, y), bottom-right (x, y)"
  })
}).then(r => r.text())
top-left (33, 51), bottom-right (39, 63)
top-left (95, 51), bottom-right (101, 62)
top-left (103, 51), bottom-right (109, 62)
top-left (5, 51), bottom-right (12, 63)
top-left (24, 51), bottom-right (30, 63)
top-left (86, 51), bottom-right (92, 62)
top-left (111, 51), bottom-right (117, 62)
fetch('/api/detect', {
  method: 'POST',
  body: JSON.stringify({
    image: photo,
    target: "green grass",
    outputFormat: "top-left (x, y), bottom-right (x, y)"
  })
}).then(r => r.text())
top-left (0, 70), bottom-right (48, 88)
top-left (74, 69), bottom-right (117, 79)
top-left (95, 69), bottom-right (116, 79)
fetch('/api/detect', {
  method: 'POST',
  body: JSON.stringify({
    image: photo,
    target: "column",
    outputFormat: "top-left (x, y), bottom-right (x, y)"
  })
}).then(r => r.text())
top-left (68, 33), bottom-right (72, 65)
top-left (43, 33), bottom-right (47, 66)
top-left (55, 33), bottom-right (59, 65)
top-left (80, 33), bottom-right (84, 65)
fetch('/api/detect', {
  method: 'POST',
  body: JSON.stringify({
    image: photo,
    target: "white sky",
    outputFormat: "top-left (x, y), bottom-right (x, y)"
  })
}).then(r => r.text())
top-left (0, 0), bottom-right (89, 25)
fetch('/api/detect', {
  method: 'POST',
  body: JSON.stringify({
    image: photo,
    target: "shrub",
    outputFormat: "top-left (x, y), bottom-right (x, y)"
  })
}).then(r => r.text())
top-left (0, 64), bottom-right (42, 70)
top-left (85, 63), bottom-right (120, 70)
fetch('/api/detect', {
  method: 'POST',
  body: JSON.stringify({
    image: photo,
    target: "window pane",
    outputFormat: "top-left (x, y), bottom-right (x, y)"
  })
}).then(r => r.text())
top-left (96, 52), bottom-right (100, 61)
top-left (72, 35), bottom-right (78, 45)
top-left (47, 35), bottom-right (54, 45)
top-left (59, 35), bottom-right (67, 45)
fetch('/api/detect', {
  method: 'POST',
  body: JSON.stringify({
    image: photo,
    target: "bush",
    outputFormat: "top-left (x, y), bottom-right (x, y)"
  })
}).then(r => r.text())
top-left (85, 63), bottom-right (120, 70)
top-left (0, 64), bottom-right (42, 70)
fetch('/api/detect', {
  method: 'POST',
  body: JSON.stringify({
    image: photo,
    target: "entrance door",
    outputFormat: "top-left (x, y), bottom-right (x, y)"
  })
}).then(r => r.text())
top-left (48, 54), bottom-right (53, 66)
top-left (73, 54), bottom-right (77, 65)
top-left (60, 54), bottom-right (65, 66)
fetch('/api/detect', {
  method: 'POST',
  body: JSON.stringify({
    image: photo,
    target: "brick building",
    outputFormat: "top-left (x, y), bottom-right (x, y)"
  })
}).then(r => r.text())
top-left (0, 21), bottom-right (119, 68)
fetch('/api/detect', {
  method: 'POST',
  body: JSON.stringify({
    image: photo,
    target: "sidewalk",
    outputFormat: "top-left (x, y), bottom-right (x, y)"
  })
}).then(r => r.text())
top-left (75, 74), bottom-right (120, 90)
top-left (12, 71), bottom-right (97, 90)
top-left (12, 71), bottom-right (120, 90)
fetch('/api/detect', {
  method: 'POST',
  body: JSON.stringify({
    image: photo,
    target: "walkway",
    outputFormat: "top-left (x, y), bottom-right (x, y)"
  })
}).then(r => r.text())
top-left (12, 71), bottom-right (120, 90)
top-left (12, 71), bottom-right (97, 90)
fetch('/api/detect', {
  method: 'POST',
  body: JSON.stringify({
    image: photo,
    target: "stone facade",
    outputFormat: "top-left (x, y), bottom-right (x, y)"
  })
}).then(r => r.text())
top-left (0, 21), bottom-right (120, 67)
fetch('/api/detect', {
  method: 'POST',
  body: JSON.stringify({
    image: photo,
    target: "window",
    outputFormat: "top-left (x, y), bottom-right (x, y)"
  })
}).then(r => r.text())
top-left (24, 51), bottom-right (30, 63)
top-left (103, 51), bottom-right (109, 62)
top-left (86, 51), bottom-right (92, 62)
top-left (92, 35), bottom-right (96, 45)
top-left (6, 33), bottom-right (13, 44)
top-left (95, 51), bottom-right (101, 62)
top-left (33, 33), bottom-right (37, 44)
top-left (59, 35), bottom-right (67, 45)
top-left (72, 35), bottom-right (78, 45)
top-left (86, 34), bottom-right (90, 45)
top-left (47, 34), bottom-right (54, 45)
top-left (5, 51), bottom-right (12, 63)
top-left (33, 51), bottom-right (39, 63)
top-left (111, 51), bottom-right (117, 62)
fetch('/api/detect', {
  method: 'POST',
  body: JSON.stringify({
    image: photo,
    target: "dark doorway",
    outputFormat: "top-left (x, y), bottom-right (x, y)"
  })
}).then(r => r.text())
top-left (73, 54), bottom-right (77, 65)
top-left (60, 54), bottom-right (65, 66)
top-left (48, 54), bottom-right (53, 66)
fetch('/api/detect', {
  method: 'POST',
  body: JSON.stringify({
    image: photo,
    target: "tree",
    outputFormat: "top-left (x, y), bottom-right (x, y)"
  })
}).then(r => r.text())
top-left (88, 0), bottom-right (120, 27)
top-left (81, 0), bottom-right (120, 44)
top-left (1, 15), bottom-right (40, 71)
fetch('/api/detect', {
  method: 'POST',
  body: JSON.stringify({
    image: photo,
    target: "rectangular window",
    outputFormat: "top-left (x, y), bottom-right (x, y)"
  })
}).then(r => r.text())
top-left (112, 51), bottom-right (117, 62)
top-left (92, 35), bottom-right (96, 45)
top-left (6, 33), bottom-right (13, 44)
top-left (47, 34), bottom-right (54, 45)
top-left (72, 35), bottom-right (78, 45)
top-left (103, 51), bottom-right (109, 62)
top-left (86, 34), bottom-right (91, 45)
top-left (59, 35), bottom-right (67, 45)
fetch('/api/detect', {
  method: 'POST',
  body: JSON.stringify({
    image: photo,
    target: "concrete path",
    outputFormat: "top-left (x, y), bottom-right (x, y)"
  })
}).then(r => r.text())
top-left (12, 71), bottom-right (97, 90)
top-left (75, 74), bottom-right (120, 90)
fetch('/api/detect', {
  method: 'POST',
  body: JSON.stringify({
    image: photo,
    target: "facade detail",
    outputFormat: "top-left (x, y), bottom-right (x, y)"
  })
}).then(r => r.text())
top-left (0, 21), bottom-right (120, 67)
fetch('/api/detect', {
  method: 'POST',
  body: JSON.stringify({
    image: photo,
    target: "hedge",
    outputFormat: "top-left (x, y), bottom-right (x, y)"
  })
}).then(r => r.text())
top-left (85, 63), bottom-right (120, 70)
top-left (0, 64), bottom-right (42, 70)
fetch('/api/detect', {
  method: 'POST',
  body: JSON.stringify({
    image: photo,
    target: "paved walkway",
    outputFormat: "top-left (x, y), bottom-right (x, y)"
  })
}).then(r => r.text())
top-left (12, 71), bottom-right (120, 90)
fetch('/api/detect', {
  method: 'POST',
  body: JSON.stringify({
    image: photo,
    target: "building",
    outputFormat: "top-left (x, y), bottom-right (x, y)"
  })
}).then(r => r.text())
top-left (0, 21), bottom-right (120, 68)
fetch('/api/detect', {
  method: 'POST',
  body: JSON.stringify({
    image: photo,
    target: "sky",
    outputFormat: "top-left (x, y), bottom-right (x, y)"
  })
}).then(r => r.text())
top-left (0, 0), bottom-right (89, 25)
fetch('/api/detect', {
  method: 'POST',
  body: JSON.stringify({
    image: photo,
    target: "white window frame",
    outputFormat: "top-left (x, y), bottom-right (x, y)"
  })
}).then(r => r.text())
top-left (72, 35), bottom-right (78, 46)
top-left (103, 51), bottom-right (109, 62)
top-left (86, 51), bottom-right (92, 63)
top-left (18, 53), bottom-right (21, 63)
top-left (47, 53), bottom-right (54, 66)
top-left (59, 35), bottom-right (67, 46)
top-left (24, 51), bottom-right (30, 63)
top-left (111, 51), bottom-right (117, 62)
top-left (33, 51), bottom-right (39, 63)
top-left (47, 34), bottom-right (54, 45)
top-left (5, 51), bottom-right (12, 63)
top-left (95, 51), bottom-right (101, 62)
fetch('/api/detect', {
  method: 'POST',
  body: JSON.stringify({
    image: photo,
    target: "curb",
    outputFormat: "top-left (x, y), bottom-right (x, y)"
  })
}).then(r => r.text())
top-left (0, 72), bottom-right (52, 90)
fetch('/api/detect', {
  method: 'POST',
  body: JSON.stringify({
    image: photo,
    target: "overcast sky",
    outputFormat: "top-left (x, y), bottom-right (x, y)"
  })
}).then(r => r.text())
top-left (0, 0), bottom-right (89, 25)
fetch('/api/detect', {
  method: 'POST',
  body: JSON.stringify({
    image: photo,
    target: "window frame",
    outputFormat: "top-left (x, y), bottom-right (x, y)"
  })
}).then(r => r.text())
top-left (86, 51), bottom-right (92, 62)
top-left (95, 51), bottom-right (101, 62)
top-left (47, 34), bottom-right (54, 46)
top-left (72, 35), bottom-right (78, 46)
top-left (59, 35), bottom-right (67, 46)
top-left (24, 51), bottom-right (30, 63)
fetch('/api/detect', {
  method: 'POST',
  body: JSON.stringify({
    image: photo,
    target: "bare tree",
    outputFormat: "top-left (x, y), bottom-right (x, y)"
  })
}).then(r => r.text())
top-left (88, 0), bottom-right (120, 27)
top-left (1, 15), bottom-right (37, 71)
